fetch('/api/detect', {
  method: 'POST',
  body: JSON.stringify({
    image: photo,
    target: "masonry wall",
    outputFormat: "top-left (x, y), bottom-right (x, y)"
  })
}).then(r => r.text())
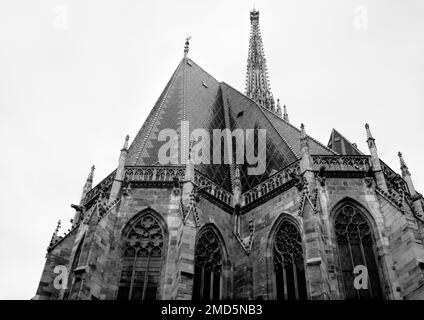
top-left (35, 176), bottom-right (424, 300)
top-left (34, 228), bottom-right (77, 300)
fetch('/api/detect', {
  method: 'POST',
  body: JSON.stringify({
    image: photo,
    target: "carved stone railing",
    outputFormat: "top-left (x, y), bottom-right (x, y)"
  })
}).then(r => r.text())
top-left (380, 160), bottom-right (408, 196)
top-left (194, 170), bottom-right (233, 206)
top-left (124, 166), bottom-right (233, 206)
top-left (311, 155), bottom-right (371, 171)
top-left (243, 160), bottom-right (301, 205)
top-left (83, 169), bottom-right (116, 205)
top-left (124, 166), bottom-right (185, 182)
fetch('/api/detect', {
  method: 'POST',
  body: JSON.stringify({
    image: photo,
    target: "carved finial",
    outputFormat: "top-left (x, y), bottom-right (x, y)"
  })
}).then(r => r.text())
top-left (283, 104), bottom-right (289, 122)
top-left (122, 134), bottom-right (130, 150)
top-left (275, 99), bottom-right (282, 116)
top-left (250, 7), bottom-right (259, 25)
top-left (184, 36), bottom-right (191, 57)
top-left (87, 165), bottom-right (95, 183)
top-left (300, 123), bottom-right (310, 152)
top-left (365, 123), bottom-right (374, 140)
top-left (398, 151), bottom-right (411, 177)
top-left (300, 123), bottom-right (306, 139)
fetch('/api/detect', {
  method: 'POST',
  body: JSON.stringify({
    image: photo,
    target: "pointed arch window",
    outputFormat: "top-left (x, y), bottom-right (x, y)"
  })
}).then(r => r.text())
top-left (117, 213), bottom-right (164, 300)
top-left (273, 220), bottom-right (307, 300)
top-left (193, 228), bottom-right (223, 300)
top-left (334, 204), bottom-right (383, 299)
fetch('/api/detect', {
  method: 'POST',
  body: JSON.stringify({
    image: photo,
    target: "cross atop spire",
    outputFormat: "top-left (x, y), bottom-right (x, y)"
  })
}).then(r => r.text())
top-left (245, 9), bottom-right (275, 113)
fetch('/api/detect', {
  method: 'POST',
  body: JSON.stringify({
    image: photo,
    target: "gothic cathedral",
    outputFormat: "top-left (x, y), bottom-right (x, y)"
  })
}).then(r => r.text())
top-left (35, 9), bottom-right (424, 300)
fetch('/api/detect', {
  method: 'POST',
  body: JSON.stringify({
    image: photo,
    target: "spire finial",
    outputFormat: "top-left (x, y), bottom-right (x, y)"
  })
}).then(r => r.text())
top-left (250, 7), bottom-right (259, 24)
top-left (275, 99), bottom-right (282, 117)
top-left (300, 123), bottom-right (306, 139)
top-left (246, 9), bottom-right (274, 111)
top-left (398, 151), bottom-right (411, 177)
top-left (88, 165), bottom-right (95, 182)
top-left (184, 36), bottom-right (191, 57)
top-left (365, 123), bottom-right (374, 140)
top-left (123, 134), bottom-right (130, 150)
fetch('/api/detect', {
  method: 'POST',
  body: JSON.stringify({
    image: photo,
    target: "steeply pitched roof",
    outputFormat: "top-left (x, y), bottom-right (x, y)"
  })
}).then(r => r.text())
top-left (126, 58), bottom-right (233, 191)
top-left (327, 129), bottom-right (363, 155)
top-left (126, 57), bottom-right (338, 192)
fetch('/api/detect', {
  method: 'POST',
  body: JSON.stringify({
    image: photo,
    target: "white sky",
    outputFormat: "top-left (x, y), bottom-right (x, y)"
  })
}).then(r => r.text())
top-left (0, 0), bottom-right (423, 299)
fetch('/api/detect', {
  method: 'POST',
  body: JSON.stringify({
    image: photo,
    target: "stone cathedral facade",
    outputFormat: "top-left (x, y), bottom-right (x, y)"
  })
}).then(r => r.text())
top-left (35, 10), bottom-right (424, 300)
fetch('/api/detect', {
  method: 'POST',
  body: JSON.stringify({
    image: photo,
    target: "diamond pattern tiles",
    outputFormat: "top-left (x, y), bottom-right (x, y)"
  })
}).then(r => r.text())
top-left (126, 57), bottom-right (337, 193)
top-left (126, 59), bottom-right (184, 166)
top-left (185, 60), bottom-right (232, 191)
top-left (220, 82), bottom-right (299, 192)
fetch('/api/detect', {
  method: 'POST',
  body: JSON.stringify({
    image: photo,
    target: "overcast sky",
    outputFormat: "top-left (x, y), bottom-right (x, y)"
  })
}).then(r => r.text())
top-left (0, 0), bottom-right (423, 299)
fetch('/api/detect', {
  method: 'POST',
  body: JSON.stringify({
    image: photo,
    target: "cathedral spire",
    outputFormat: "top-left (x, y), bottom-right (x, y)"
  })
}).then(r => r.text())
top-left (245, 8), bottom-right (275, 112)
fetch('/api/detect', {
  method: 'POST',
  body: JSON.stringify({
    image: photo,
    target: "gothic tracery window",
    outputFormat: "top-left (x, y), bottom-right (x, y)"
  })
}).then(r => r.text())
top-left (334, 204), bottom-right (383, 299)
top-left (117, 213), bottom-right (164, 300)
top-left (273, 220), bottom-right (307, 300)
top-left (193, 228), bottom-right (223, 300)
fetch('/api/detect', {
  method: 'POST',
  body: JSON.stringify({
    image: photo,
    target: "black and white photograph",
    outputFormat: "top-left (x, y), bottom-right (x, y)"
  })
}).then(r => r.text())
top-left (1, 0), bottom-right (424, 312)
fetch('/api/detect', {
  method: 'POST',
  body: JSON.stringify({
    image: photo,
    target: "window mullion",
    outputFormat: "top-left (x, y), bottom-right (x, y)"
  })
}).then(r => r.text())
top-left (199, 267), bottom-right (205, 300)
top-left (142, 253), bottom-right (151, 300)
top-left (347, 238), bottom-right (360, 299)
top-left (292, 261), bottom-right (299, 300)
top-left (359, 237), bottom-right (374, 299)
top-left (210, 271), bottom-right (214, 300)
top-left (281, 256), bottom-right (288, 300)
top-left (128, 253), bottom-right (138, 300)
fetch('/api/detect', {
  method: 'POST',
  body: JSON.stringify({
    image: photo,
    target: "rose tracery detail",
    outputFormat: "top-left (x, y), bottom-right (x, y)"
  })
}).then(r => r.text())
top-left (195, 229), bottom-right (222, 274)
top-left (123, 215), bottom-right (164, 257)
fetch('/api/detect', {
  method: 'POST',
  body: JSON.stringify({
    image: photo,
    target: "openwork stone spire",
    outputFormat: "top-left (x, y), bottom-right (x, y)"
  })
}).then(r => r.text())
top-left (245, 9), bottom-right (275, 112)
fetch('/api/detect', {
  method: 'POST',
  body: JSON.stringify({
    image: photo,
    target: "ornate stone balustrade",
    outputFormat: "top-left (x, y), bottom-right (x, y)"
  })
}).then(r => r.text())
top-left (124, 166), bottom-right (185, 182)
top-left (83, 169), bottom-right (116, 205)
top-left (380, 160), bottom-right (408, 195)
top-left (243, 160), bottom-right (301, 205)
top-left (380, 160), bottom-right (403, 184)
top-left (194, 170), bottom-right (233, 206)
top-left (124, 166), bottom-right (233, 206)
top-left (311, 155), bottom-right (371, 171)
